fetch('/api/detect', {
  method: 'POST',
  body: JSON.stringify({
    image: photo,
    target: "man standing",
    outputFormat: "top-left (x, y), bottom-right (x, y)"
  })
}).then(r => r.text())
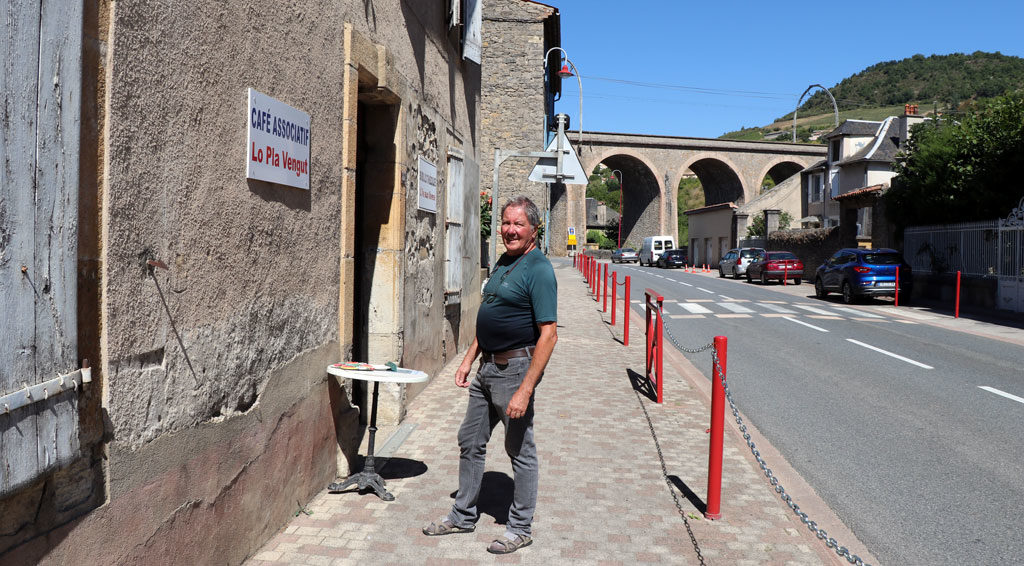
top-left (423, 196), bottom-right (557, 555)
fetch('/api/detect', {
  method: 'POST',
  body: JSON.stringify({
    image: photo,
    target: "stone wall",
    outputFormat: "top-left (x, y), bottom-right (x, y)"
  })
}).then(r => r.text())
top-left (768, 227), bottom-right (842, 280)
top-left (481, 0), bottom-right (557, 254)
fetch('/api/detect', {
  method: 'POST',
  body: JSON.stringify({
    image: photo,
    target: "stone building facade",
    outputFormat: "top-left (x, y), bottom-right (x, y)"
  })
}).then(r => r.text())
top-left (480, 0), bottom-right (561, 258)
top-left (1, 1), bottom-right (481, 563)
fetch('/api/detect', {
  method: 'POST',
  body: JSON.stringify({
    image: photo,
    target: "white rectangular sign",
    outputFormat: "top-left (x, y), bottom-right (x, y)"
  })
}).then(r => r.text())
top-left (246, 88), bottom-right (311, 190)
top-left (418, 157), bottom-right (438, 213)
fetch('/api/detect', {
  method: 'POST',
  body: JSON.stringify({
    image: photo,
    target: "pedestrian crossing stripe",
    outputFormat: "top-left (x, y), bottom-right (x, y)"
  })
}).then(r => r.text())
top-left (630, 296), bottom-right (911, 323)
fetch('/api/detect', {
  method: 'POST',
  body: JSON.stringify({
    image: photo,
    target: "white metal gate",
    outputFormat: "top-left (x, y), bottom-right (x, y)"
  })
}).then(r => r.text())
top-left (998, 198), bottom-right (1024, 312)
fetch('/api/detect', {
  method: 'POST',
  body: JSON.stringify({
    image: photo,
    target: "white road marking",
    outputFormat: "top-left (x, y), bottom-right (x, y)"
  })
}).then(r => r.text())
top-left (831, 306), bottom-right (883, 318)
top-left (978, 386), bottom-right (1024, 405)
top-left (678, 302), bottom-right (713, 314)
top-left (697, 287), bottom-right (714, 294)
top-left (758, 303), bottom-right (797, 314)
top-left (846, 339), bottom-right (934, 369)
top-left (679, 281), bottom-right (693, 287)
top-left (719, 302), bottom-right (754, 314)
top-left (669, 314), bottom-right (706, 319)
top-left (718, 295), bottom-right (735, 301)
top-left (793, 304), bottom-right (836, 315)
top-left (783, 316), bottom-right (829, 332)
top-left (715, 314), bottom-right (751, 318)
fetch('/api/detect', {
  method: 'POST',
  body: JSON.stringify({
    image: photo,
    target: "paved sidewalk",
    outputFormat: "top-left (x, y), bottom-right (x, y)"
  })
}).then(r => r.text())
top-left (247, 258), bottom-right (874, 565)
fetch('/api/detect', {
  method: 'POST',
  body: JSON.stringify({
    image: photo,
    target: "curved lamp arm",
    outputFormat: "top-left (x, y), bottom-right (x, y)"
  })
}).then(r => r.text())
top-left (792, 84), bottom-right (838, 142)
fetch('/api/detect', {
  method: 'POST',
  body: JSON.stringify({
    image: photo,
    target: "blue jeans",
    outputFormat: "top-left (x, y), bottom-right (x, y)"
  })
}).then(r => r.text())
top-left (449, 356), bottom-right (539, 537)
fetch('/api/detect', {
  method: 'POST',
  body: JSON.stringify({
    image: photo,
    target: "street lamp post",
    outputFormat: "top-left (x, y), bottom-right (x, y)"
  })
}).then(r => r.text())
top-left (610, 169), bottom-right (623, 248)
top-left (543, 47), bottom-right (583, 147)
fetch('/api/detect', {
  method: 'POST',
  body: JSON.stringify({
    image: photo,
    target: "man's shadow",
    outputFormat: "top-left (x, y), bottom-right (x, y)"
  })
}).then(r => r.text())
top-left (449, 471), bottom-right (514, 524)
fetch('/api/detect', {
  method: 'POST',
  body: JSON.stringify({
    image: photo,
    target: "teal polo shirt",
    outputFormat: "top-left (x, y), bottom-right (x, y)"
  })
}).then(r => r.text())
top-left (477, 248), bottom-right (557, 352)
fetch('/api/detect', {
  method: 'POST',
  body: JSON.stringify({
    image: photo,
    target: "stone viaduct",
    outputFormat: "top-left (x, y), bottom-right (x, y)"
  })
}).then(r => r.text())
top-left (548, 131), bottom-right (827, 255)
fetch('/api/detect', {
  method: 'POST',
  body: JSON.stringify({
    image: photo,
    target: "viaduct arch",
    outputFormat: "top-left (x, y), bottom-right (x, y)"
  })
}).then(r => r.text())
top-left (551, 131), bottom-right (826, 256)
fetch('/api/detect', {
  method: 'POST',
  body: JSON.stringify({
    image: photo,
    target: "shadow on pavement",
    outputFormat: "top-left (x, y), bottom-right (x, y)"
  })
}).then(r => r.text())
top-left (627, 369), bottom-right (657, 403)
top-left (448, 471), bottom-right (514, 525)
top-left (377, 457), bottom-right (428, 480)
top-left (668, 475), bottom-right (707, 515)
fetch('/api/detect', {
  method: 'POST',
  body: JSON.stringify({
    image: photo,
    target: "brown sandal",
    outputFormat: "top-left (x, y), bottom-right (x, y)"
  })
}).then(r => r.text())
top-left (422, 519), bottom-right (475, 536)
top-left (487, 534), bottom-right (533, 554)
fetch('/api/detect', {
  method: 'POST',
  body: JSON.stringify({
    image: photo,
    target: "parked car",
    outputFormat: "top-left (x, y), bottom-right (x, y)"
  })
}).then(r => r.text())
top-left (745, 251), bottom-right (804, 284)
top-left (639, 235), bottom-right (675, 266)
top-left (611, 247), bottom-right (639, 263)
top-left (815, 248), bottom-right (912, 304)
top-left (718, 247), bottom-right (765, 279)
top-left (657, 249), bottom-right (688, 268)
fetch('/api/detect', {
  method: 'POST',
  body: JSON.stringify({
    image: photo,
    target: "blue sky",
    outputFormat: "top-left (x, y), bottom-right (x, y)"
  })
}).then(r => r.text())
top-left (547, 0), bottom-right (1024, 139)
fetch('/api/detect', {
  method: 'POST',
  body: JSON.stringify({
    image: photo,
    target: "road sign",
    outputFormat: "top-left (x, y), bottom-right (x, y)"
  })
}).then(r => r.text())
top-left (568, 235), bottom-right (577, 246)
top-left (528, 131), bottom-right (587, 184)
top-left (568, 226), bottom-right (576, 236)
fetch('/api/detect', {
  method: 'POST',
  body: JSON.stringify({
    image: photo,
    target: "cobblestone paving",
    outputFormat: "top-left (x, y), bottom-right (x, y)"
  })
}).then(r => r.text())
top-left (247, 259), bottom-right (851, 565)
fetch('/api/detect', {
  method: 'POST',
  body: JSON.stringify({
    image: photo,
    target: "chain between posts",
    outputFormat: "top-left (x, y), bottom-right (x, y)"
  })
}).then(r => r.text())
top-left (634, 386), bottom-right (706, 566)
top-left (661, 325), bottom-right (870, 566)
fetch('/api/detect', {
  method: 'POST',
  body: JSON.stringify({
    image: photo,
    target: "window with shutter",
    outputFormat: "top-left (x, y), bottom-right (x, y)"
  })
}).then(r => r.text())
top-left (445, 150), bottom-right (465, 302)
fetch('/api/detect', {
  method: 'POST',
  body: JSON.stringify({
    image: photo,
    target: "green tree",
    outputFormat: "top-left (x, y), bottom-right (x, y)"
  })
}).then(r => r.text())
top-left (886, 91), bottom-right (1024, 229)
top-left (746, 211), bottom-right (793, 237)
top-left (585, 165), bottom-right (621, 213)
top-left (677, 176), bottom-right (705, 245)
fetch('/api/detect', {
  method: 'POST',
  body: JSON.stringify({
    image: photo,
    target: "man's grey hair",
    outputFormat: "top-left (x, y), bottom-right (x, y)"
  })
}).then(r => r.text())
top-left (501, 196), bottom-right (541, 229)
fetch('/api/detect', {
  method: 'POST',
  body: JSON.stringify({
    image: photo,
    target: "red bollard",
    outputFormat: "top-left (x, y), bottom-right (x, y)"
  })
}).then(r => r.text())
top-left (955, 271), bottom-right (961, 318)
top-left (624, 276), bottom-right (631, 346)
top-left (603, 264), bottom-right (609, 311)
top-left (784, 265), bottom-right (788, 286)
top-left (895, 266), bottom-right (900, 307)
top-left (611, 272), bottom-right (618, 326)
top-left (706, 335), bottom-right (727, 520)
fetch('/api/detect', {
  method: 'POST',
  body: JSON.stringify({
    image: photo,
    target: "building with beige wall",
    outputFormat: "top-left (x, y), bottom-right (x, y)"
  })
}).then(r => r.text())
top-left (685, 203), bottom-right (738, 266)
top-left (1, 1), bottom-right (482, 563)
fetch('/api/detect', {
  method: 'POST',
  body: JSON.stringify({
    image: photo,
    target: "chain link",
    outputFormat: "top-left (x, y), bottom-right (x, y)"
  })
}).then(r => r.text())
top-left (680, 327), bottom-right (872, 566)
top-left (634, 387), bottom-right (706, 566)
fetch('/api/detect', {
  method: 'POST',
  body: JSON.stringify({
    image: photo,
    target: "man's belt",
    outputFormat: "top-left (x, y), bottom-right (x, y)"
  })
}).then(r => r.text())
top-left (480, 346), bottom-right (535, 365)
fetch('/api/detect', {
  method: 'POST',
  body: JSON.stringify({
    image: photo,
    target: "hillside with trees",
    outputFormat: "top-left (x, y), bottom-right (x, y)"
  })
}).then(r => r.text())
top-left (721, 52), bottom-right (1024, 142)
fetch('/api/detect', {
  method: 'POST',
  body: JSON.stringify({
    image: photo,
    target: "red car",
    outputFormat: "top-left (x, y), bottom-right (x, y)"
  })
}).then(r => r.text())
top-left (746, 251), bottom-right (804, 285)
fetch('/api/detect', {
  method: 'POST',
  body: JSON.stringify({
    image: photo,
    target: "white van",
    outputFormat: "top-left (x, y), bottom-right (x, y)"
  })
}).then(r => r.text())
top-left (639, 235), bottom-right (675, 266)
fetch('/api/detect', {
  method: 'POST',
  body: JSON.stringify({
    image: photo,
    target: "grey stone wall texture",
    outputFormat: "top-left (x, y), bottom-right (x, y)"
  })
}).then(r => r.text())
top-left (480, 0), bottom-right (557, 254)
top-left (1, 1), bottom-right (481, 564)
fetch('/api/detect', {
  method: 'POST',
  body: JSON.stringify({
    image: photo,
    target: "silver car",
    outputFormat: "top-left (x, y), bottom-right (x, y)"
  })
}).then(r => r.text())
top-left (718, 247), bottom-right (765, 279)
top-left (611, 247), bottom-right (639, 263)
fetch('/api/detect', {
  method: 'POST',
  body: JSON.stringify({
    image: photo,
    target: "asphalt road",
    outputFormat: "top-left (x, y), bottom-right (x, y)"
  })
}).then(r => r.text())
top-left (605, 260), bottom-right (1024, 566)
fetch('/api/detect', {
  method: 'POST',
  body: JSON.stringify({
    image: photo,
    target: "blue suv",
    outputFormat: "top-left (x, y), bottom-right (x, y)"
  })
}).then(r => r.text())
top-left (815, 248), bottom-right (912, 304)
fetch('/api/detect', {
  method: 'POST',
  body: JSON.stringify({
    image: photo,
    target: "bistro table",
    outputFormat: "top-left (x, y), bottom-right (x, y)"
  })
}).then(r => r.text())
top-left (326, 363), bottom-right (428, 501)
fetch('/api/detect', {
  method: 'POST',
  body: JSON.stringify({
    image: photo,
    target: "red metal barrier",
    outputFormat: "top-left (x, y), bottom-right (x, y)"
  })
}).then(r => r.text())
top-left (705, 335), bottom-right (727, 520)
top-left (644, 288), bottom-right (664, 404)
top-left (611, 271), bottom-right (618, 326)
top-left (624, 275), bottom-right (631, 346)
top-left (956, 271), bottom-right (961, 318)
top-left (895, 266), bottom-right (900, 307)
top-left (603, 263), bottom-right (609, 311)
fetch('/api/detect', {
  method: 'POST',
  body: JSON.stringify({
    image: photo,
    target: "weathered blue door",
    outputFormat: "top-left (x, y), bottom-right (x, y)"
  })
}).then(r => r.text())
top-left (1, 0), bottom-right (84, 495)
